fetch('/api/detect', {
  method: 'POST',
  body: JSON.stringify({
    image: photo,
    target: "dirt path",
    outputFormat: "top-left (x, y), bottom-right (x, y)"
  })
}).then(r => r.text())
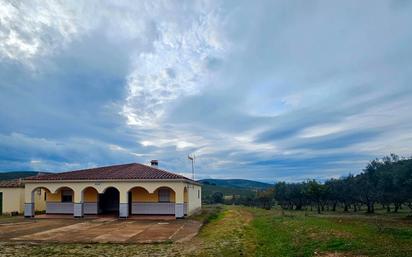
top-left (178, 206), bottom-right (255, 256)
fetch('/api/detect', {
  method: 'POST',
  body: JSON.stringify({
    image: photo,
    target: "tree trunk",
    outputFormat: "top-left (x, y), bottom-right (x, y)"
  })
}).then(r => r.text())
top-left (344, 203), bottom-right (349, 212)
top-left (317, 202), bottom-right (321, 214)
top-left (367, 202), bottom-right (374, 213)
top-left (394, 203), bottom-right (399, 213)
top-left (332, 202), bottom-right (337, 212)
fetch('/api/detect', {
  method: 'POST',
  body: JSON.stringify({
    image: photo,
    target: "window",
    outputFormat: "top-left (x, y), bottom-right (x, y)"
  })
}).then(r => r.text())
top-left (198, 190), bottom-right (200, 199)
top-left (61, 190), bottom-right (73, 203)
top-left (158, 189), bottom-right (170, 202)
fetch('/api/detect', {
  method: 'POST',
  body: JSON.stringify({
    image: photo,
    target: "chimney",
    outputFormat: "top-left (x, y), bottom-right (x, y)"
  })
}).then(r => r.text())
top-left (150, 160), bottom-right (158, 167)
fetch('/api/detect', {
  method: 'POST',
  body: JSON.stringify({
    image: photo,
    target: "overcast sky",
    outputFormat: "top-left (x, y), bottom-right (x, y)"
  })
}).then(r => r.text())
top-left (1, 0), bottom-right (411, 182)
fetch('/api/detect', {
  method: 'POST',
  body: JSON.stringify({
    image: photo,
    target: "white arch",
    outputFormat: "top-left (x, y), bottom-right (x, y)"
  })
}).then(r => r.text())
top-left (127, 185), bottom-right (151, 193)
top-left (100, 186), bottom-right (121, 194)
top-left (81, 186), bottom-right (99, 194)
top-left (31, 186), bottom-right (52, 195)
top-left (152, 186), bottom-right (176, 194)
top-left (80, 186), bottom-right (99, 202)
top-left (29, 186), bottom-right (52, 203)
top-left (51, 186), bottom-right (75, 194)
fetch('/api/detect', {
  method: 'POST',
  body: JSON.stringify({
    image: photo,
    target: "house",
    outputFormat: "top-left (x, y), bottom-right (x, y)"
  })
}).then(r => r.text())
top-left (0, 179), bottom-right (46, 215)
top-left (21, 161), bottom-right (201, 218)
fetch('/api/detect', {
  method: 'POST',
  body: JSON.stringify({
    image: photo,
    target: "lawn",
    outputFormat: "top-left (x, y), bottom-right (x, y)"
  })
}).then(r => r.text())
top-left (249, 208), bottom-right (412, 257)
top-left (0, 205), bottom-right (411, 257)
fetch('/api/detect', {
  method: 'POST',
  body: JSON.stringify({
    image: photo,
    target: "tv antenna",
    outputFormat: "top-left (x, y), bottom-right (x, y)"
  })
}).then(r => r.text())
top-left (188, 154), bottom-right (195, 180)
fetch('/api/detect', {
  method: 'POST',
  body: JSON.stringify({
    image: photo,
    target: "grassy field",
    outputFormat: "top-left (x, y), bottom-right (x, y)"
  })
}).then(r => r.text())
top-left (1, 205), bottom-right (411, 257)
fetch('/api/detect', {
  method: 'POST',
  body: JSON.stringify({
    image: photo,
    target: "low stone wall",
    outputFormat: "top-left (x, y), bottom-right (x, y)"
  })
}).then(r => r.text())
top-left (46, 202), bottom-right (73, 214)
top-left (84, 202), bottom-right (98, 214)
top-left (131, 202), bottom-right (177, 215)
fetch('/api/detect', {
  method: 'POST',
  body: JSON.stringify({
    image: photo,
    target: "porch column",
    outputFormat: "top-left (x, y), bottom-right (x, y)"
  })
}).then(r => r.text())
top-left (24, 203), bottom-right (34, 218)
top-left (175, 188), bottom-right (184, 218)
top-left (24, 188), bottom-right (34, 218)
top-left (119, 189), bottom-right (129, 218)
top-left (73, 190), bottom-right (84, 218)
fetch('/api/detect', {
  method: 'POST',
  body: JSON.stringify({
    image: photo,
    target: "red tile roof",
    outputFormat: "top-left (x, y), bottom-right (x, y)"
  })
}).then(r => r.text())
top-left (24, 163), bottom-right (193, 181)
top-left (0, 179), bottom-right (25, 188)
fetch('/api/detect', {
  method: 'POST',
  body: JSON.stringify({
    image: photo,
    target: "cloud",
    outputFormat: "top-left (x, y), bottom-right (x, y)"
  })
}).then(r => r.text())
top-left (121, 3), bottom-right (228, 127)
top-left (0, 1), bottom-right (88, 65)
top-left (0, 0), bottom-right (412, 182)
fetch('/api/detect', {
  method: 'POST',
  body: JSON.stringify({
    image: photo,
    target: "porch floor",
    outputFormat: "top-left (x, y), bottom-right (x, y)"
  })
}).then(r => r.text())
top-left (35, 214), bottom-right (177, 221)
top-left (0, 216), bottom-right (201, 243)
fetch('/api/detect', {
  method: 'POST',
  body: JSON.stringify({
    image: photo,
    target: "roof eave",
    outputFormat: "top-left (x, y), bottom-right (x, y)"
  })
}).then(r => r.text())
top-left (23, 178), bottom-right (201, 186)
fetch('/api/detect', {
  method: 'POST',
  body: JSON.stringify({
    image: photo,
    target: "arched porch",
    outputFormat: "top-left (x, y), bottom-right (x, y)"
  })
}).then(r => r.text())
top-left (24, 181), bottom-right (190, 219)
top-left (45, 186), bottom-right (75, 214)
top-left (129, 186), bottom-right (177, 215)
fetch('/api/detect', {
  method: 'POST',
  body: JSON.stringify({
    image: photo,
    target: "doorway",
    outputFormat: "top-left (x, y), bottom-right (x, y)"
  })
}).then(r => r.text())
top-left (98, 187), bottom-right (119, 214)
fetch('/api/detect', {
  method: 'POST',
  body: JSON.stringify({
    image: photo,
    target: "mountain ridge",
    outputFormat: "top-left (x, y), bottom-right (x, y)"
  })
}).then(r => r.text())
top-left (0, 171), bottom-right (46, 181)
top-left (197, 178), bottom-right (272, 189)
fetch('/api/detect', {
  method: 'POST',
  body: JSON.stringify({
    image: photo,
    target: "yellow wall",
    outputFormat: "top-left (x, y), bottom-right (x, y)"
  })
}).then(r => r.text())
top-left (131, 187), bottom-right (157, 202)
top-left (33, 189), bottom-right (46, 211)
top-left (0, 187), bottom-right (47, 214)
top-left (46, 191), bottom-right (61, 202)
top-left (83, 188), bottom-right (98, 202)
top-left (45, 188), bottom-right (77, 203)
top-left (187, 184), bottom-right (202, 215)
top-left (184, 188), bottom-right (188, 203)
top-left (0, 188), bottom-right (24, 214)
top-left (130, 187), bottom-right (175, 202)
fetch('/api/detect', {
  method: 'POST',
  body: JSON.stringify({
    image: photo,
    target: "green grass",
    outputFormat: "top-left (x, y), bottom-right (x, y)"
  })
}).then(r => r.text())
top-left (0, 205), bottom-right (411, 257)
top-left (249, 208), bottom-right (412, 257)
top-left (189, 204), bottom-right (225, 224)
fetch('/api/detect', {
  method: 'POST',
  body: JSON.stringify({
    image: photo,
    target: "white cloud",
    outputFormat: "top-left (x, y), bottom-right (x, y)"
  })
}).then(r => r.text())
top-left (122, 3), bottom-right (227, 127)
top-left (299, 124), bottom-right (345, 138)
top-left (0, 1), bottom-right (86, 64)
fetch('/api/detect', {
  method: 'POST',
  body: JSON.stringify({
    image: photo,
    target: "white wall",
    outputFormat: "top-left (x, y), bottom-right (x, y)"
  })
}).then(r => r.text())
top-left (187, 184), bottom-right (202, 215)
top-left (0, 188), bottom-right (24, 214)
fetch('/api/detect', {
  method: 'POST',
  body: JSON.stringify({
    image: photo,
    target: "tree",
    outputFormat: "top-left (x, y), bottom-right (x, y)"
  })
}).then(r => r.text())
top-left (270, 155), bottom-right (412, 215)
top-left (306, 180), bottom-right (327, 214)
top-left (212, 192), bottom-right (224, 204)
top-left (257, 189), bottom-right (274, 210)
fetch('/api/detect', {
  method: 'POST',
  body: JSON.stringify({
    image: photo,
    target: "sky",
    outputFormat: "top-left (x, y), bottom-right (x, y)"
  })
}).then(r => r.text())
top-left (0, 0), bottom-right (411, 182)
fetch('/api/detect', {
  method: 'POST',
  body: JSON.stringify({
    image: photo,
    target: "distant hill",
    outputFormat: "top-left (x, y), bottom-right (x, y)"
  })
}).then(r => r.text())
top-left (198, 179), bottom-right (273, 200)
top-left (198, 179), bottom-right (272, 189)
top-left (0, 171), bottom-right (45, 180)
top-left (201, 183), bottom-right (256, 199)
